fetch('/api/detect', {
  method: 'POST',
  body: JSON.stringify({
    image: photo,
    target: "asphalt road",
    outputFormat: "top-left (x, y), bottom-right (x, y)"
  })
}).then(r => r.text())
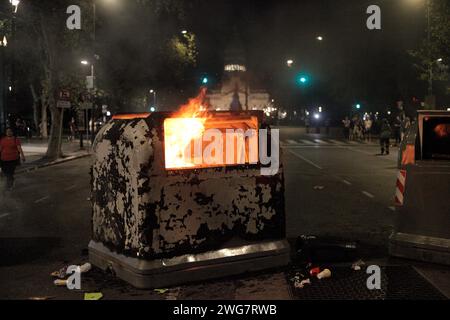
top-left (280, 128), bottom-right (398, 250)
top-left (0, 127), bottom-right (448, 299)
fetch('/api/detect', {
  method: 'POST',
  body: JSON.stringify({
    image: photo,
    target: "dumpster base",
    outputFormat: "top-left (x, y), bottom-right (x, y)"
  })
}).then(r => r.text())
top-left (89, 239), bottom-right (290, 289)
top-left (389, 232), bottom-right (450, 265)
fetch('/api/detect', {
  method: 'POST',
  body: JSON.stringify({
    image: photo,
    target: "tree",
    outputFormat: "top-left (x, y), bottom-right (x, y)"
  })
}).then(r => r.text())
top-left (409, 0), bottom-right (450, 102)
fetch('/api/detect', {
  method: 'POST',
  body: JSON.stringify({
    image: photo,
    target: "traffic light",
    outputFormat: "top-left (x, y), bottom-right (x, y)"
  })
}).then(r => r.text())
top-left (296, 74), bottom-right (309, 86)
top-left (299, 76), bottom-right (308, 84)
top-left (202, 77), bottom-right (208, 85)
top-left (355, 103), bottom-right (361, 109)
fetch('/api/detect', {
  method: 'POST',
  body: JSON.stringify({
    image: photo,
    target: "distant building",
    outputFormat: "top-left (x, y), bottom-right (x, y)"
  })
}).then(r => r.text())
top-left (207, 36), bottom-right (270, 111)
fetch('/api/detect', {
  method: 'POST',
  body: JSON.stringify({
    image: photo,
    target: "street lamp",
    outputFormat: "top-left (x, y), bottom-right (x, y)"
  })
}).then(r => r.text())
top-left (181, 30), bottom-right (188, 35)
top-left (81, 60), bottom-right (95, 88)
top-left (437, 58), bottom-right (443, 62)
top-left (286, 59), bottom-right (294, 67)
top-left (10, 0), bottom-right (20, 13)
top-left (149, 89), bottom-right (156, 110)
top-left (316, 36), bottom-right (323, 41)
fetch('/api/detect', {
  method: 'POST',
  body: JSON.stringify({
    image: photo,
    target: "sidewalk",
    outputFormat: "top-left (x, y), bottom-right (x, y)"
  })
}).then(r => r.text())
top-left (18, 137), bottom-right (91, 173)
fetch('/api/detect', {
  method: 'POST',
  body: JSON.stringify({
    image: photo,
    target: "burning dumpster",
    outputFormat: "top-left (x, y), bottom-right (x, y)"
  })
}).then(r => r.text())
top-left (88, 93), bottom-right (289, 288)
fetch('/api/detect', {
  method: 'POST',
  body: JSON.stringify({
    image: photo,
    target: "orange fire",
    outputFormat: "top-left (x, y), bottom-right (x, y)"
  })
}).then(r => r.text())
top-left (164, 87), bottom-right (259, 170)
top-left (164, 88), bottom-right (209, 169)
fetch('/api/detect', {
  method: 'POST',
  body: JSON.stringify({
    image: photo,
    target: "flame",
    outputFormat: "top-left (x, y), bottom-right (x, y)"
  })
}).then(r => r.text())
top-left (164, 88), bottom-right (209, 169)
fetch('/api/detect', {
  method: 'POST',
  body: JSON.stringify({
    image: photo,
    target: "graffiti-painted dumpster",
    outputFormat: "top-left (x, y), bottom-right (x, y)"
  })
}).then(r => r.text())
top-left (88, 111), bottom-right (290, 288)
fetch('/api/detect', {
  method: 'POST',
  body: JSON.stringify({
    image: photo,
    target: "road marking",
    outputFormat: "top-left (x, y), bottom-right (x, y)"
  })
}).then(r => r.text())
top-left (314, 139), bottom-right (327, 144)
top-left (287, 139), bottom-right (298, 145)
top-left (348, 140), bottom-right (361, 144)
top-left (388, 206), bottom-right (396, 212)
top-left (300, 139), bottom-right (315, 145)
top-left (64, 184), bottom-right (77, 191)
top-left (342, 179), bottom-right (352, 186)
top-left (0, 213), bottom-right (11, 219)
top-left (34, 196), bottom-right (50, 204)
top-left (362, 191), bottom-right (375, 199)
top-left (329, 139), bottom-right (344, 145)
top-left (288, 150), bottom-right (323, 170)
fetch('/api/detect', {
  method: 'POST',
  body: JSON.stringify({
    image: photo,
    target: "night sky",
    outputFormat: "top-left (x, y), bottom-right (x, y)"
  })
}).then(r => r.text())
top-left (9, 0), bottom-right (448, 119)
top-left (95, 0), bottom-right (434, 116)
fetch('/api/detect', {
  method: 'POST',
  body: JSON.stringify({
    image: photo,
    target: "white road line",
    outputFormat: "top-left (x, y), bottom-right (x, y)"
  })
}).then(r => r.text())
top-left (64, 184), bottom-right (77, 191)
top-left (329, 139), bottom-right (345, 145)
top-left (0, 213), bottom-right (11, 219)
top-left (342, 179), bottom-right (352, 186)
top-left (314, 139), bottom-right (327, 144)
top-left (34, 196), bottom-right (50, 204)
top-left (287, 139), bottom-right (298, 145)
top-left (300, 139), bottom-right (315, 145)
top-left (388, 206), bottom-right (396, 212)
top-left (288, 150), bottom-right (323, 170)
top-left (348, 140), bottom-right (360, 144)
top-left (362, 191), bottom-right (375, 199)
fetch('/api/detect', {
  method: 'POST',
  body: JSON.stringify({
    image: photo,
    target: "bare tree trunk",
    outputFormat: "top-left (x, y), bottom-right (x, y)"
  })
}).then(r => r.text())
top-left (30, 84), bottom-right (40, 136)
top-left (46, 107), bottom-right (63, 160)
top-left (41, 101), bottom-right (48, 138)
top-left (39, 12), bottom-right (63, 160)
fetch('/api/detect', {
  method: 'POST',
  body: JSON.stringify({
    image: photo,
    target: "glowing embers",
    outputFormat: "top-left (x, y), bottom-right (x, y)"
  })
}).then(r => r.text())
top-left (112, 113), bottom-right (151, 120)
top-left (164, 115), bottom-right (259, 170)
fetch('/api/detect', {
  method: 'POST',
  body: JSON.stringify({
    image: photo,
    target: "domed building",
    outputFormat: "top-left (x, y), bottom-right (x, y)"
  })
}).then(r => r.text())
top-left (207, 35), bottom-right (271, 111)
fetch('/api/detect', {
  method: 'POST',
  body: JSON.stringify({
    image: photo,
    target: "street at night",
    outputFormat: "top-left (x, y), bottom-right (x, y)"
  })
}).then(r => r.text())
top-left (0, 0), bottom-right (449, 312)
top-left (1, 131), bottom-right (449, 300)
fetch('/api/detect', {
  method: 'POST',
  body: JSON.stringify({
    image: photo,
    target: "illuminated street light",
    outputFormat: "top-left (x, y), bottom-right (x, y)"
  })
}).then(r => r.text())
top-left (10, 0), bottom-right (20, 13)
top-left (437, 58), bottom-right (443, 62)
top-left (316, 36), bottom-right (323, 41)
top-left (81, 60), bottom-right (89, 65)
top-left (286, 59), bottom-right (294, 67)
top-left (314, 113), bottom-right (320, 119)
top-left (1, 36), bottom-right (7, 47)
top-left (149, 89), bottom-right (156, 110)
top-left (181, 30), bottom-right (188, 35)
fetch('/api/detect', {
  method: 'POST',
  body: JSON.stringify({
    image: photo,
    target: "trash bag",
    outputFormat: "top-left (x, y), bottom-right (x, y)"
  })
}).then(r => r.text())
top-left (295, 235), bottom-right (359, 263)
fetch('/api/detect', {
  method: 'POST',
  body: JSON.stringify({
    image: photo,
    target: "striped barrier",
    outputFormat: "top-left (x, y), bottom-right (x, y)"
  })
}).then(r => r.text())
top-left (394, 169), bottom-right (406, 206)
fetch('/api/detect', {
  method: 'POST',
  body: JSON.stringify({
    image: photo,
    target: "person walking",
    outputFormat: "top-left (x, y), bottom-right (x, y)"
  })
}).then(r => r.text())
top-left (379, 119), bottom-right (392, 155)
top-left (364, 116), bottom-right (373, 142)
top-left (68, 117), bottom-right (77, 142)
top-left (393, 116), bottom-right (402, 146)
top-left (0, 128), bottom-right (26, 190)
top-left (342, 116), bottom-right (351, 140)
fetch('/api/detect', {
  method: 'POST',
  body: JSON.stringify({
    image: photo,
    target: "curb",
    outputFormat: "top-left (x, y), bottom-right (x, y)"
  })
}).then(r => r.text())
top-left (17, 153), bottom-right (91, 174)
